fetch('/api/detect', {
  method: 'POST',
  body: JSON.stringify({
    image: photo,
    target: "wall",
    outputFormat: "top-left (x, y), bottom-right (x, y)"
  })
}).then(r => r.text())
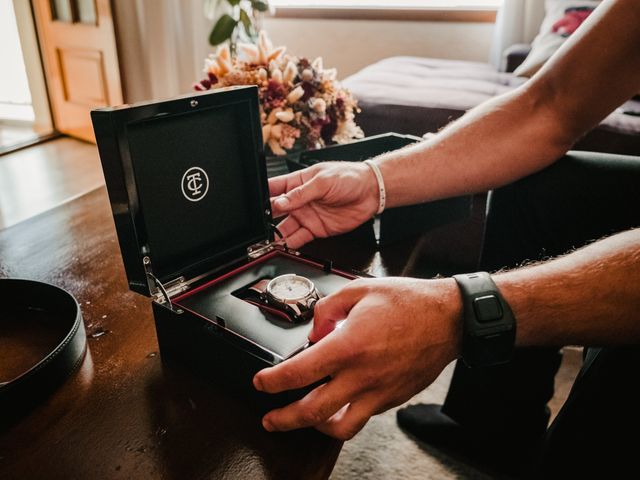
top-left (263, 17), bottom-right (496, 78)
top-left (114, 3), bottom-right (496, 103)
top-left (113, 0), bottom-right (209, 104)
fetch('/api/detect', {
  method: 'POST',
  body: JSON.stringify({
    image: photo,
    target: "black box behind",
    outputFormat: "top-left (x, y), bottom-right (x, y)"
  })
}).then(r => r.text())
top-left (287, 133), bottom-right (472, 245)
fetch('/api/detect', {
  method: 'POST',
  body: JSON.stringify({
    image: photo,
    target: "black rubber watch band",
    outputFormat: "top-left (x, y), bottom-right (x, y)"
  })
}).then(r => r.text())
top-left (452, 272), bottom-right (516, 368)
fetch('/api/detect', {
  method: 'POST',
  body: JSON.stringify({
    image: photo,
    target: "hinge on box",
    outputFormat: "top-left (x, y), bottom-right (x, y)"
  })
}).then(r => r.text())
top-left (247, 240), bottom-right (274, 259)
top-left (247, 224), bottom-right (291, 259)
top-left (143, 255), bottom-right (188, 307)
top-left (161, 276), bottom-right (189, 298)
top-left (246, 223), bottom-right (289, 260)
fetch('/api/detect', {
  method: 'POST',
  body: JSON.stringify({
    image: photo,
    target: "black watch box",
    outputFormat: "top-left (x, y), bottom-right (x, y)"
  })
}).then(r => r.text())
top-left (91, 86), bottom-right (361, 406)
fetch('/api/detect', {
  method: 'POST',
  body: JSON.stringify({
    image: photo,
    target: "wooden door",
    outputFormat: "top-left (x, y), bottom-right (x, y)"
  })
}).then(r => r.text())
top-left (32, 0), bottom-right (122, 142)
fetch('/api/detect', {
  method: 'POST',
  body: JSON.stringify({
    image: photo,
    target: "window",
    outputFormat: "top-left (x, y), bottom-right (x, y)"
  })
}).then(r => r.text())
top-left (270, 1), bottom-right (502, 8)
top-left (269, 0), bottom-right (501, 21)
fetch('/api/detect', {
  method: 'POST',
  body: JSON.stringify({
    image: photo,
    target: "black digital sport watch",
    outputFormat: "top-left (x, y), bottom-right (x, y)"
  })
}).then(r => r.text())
top-left (452, 272), bottom-right (516, 368)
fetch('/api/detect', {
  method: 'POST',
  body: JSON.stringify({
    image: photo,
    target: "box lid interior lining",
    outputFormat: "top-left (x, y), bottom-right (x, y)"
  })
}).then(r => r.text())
top-left (124, 95), bottom-right (271, 284)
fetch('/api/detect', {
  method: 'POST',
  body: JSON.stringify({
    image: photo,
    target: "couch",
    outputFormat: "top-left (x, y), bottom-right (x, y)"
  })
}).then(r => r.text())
top-left (344, 48), bottom-right (640, 156)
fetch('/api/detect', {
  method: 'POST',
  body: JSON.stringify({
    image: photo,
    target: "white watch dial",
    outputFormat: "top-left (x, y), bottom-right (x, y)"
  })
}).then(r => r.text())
top-left (267, 274), bottom-right (315, 303)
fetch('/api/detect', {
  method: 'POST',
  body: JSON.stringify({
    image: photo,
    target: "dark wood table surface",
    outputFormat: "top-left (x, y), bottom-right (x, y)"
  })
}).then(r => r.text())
top-left (0, 186), bottom-right (424, 479)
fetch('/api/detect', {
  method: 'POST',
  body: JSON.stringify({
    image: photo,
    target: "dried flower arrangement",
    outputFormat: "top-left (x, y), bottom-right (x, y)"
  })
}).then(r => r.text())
top-left (194, 31), bottom-right (363, 156)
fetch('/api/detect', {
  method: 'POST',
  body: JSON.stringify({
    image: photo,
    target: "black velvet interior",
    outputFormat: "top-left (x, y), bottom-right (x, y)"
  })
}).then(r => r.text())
top-left (174, 253), bottom-right (353, 361)
top-left (126, 101), bottom-right (267, 280)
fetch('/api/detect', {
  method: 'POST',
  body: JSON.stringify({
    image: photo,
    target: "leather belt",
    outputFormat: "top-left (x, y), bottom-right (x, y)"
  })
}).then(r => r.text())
top-left (0, 279), bottom-right (86, 424)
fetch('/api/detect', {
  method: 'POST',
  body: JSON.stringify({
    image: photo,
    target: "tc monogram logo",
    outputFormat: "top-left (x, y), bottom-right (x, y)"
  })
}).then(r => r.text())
top-left (181, 167), bottom-right (210, 202)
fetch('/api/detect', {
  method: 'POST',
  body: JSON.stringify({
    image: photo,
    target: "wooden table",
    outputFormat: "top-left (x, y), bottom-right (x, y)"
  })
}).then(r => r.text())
top-left (0, 187), bottom-right (422, 479)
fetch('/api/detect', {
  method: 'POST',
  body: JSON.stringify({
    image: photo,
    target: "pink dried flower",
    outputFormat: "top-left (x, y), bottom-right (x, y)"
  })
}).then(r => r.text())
top-left (279, 124), bottom-right (301, 149)
top-left (321, 114), bottom-right (338, 144)
top-left (193, 81), bottom-right (209, 91)
top-left (265, 79), bottom-right (286, 102)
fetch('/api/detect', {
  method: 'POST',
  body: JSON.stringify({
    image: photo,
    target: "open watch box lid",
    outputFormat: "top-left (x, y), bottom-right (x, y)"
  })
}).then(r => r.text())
top-left (92, 86), bottom-right (274, 298)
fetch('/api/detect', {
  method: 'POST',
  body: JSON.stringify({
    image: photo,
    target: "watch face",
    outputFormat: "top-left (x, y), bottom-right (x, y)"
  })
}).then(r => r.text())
top-left (267, 274), bottom-right (315, 303)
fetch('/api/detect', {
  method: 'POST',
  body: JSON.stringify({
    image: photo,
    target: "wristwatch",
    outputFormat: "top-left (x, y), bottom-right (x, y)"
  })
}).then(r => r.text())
top-left (452, 272), bottom-right (516, 368)
top-left (249, 274), bottom-right (320, 323)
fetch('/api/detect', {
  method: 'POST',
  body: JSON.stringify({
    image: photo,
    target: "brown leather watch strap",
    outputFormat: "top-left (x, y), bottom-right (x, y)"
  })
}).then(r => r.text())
top-left (248, 279), bottom-right (270, 294)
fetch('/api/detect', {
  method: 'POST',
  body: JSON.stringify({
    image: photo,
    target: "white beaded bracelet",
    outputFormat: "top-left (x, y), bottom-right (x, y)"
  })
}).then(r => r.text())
top-left (363, 159), bottom-right (386, 215)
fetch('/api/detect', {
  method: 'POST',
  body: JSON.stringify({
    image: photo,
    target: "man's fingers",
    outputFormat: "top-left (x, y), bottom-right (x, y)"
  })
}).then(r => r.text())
top-left (276, 215), bottom-right (300, 238)
top-left (315, 398), bottom-right (376, 441)
top-left (276, 216), bottom-right (315, 249)
top-left (285, 227), bottom-right (315, 249)
top-left (261, 378), bottom-right (356, 432)
top-left (271, 177), bottom-right (325, 217)
top-left (254, 335), bottom-right (345, 394)
top-left (310, 283), bottom-right (367, 343)
top-left (268, 171), bottom-right (303, 198)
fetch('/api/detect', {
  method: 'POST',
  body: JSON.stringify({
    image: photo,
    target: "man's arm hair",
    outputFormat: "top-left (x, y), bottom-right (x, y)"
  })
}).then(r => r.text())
top-left (374, 0), bottom-right (640, 208)
top-left (496, 229), bottom-right (640, 346)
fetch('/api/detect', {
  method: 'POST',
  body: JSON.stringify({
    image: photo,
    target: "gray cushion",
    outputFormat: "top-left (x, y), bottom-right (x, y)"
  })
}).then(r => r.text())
top-left (345, 56), bottom-right (640, 156)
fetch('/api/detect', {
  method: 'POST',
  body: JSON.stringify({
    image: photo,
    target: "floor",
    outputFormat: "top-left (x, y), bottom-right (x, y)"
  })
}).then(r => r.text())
top-left (331, 348), bottom-right (582, 480)
top-left (0, 123), bottom-right (54, 155)
top-left (0, 137), bottom-right (104, 229)
top-left (0, 138), bottom-right (582, 479)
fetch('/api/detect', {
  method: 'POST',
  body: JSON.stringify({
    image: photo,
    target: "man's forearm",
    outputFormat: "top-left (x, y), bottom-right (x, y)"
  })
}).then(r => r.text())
top-left (372, 0), bottom-right (640, 209)
top-left (374, 85), bottom-right (572, 207)
top-left (494, 229), bottom-right (640, 347)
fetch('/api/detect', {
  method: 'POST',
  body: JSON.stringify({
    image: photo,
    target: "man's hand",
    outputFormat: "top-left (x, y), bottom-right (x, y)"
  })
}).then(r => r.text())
top-left (269, 162), bottom-right (379, 249)
top-left (253, 277), bottom-right (462, 440)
